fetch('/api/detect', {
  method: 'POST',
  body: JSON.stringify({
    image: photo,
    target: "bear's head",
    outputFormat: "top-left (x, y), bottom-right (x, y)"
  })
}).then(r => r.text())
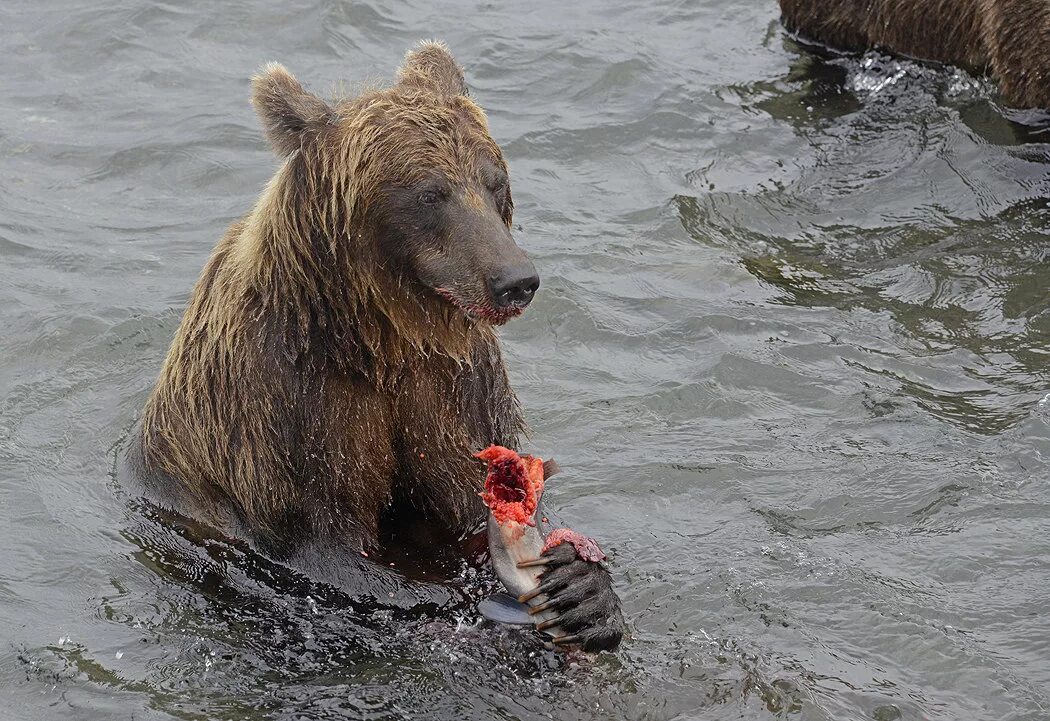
top-left (250, 42), bottom-right (539, 327)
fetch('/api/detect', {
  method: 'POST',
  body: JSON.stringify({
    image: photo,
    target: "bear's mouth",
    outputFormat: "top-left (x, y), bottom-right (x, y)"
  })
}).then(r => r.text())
top-left (434, 287), bottom-right (525, 326)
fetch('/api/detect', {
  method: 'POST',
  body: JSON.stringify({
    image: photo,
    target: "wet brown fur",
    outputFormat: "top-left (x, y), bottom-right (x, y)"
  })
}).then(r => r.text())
top-left (137, 42), bottom-right (524, 552)
top-left (779, 0), bottom-right (1050, 109)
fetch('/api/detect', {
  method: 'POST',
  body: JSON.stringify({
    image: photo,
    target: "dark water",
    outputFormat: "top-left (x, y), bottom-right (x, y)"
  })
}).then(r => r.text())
top-left (3, 1), bottom-right (1050, 719)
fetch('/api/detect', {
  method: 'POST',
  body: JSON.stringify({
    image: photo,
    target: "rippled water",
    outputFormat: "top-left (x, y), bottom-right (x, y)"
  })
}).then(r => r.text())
top-left (4, 1), bottom-right (1050, 719)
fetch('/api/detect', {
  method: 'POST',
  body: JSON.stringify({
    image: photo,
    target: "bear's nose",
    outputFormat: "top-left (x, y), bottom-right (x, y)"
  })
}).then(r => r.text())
top-left (489, 263), bottom-right (540, 308)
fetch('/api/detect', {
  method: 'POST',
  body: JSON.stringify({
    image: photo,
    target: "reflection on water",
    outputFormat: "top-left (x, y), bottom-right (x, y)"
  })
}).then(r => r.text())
top-left (677, 191), bottom-right (1050, 433)
top-left (677, 44), bottom-right (1050, 439)
top-left (4, 0), bottom-right (1050, 719)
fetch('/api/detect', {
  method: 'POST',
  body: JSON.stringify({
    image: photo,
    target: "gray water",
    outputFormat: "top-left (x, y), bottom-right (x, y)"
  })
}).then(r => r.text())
top-left (3, 1), bottom-right (1050, 719)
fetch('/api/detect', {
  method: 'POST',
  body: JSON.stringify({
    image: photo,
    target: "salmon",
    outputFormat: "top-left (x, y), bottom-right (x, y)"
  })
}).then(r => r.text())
top-left (474, 445), bottom-right (564, 637)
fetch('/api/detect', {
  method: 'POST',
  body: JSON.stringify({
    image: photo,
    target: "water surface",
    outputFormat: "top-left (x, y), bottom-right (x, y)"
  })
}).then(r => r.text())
top-left (3, 1), bottom-right (1050, 719)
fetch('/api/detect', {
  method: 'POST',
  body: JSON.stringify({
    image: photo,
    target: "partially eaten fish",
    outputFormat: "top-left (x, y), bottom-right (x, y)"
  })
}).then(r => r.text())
top-left (475, 445), bottom-right (606, 646)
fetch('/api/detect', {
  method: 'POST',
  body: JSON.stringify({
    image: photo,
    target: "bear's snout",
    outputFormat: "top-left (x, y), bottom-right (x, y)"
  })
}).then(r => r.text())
top-left (488, 263), bottom-right (540, 309)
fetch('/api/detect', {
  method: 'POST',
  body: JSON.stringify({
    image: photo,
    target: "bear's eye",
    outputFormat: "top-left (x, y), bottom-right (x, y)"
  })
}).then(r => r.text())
top-left (418, 190), bottom-right (441, 206)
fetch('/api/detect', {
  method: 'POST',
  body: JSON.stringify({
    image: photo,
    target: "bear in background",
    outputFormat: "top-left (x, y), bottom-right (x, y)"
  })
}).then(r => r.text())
top-left (780, 0), bottom-right (1050, 109)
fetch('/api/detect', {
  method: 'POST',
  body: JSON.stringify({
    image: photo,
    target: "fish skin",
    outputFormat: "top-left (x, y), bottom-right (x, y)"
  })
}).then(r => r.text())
top-left (486, 504), bottom-right (564, 638)
top-left (477, 593), bottom-right (533, 625)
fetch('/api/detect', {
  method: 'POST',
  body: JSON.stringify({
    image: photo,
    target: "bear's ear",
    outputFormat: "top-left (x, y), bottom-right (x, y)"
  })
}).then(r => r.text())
top-left (396, 40), bottom-right (467, 97)
top-left (251, 63), bottom-right (334, 157)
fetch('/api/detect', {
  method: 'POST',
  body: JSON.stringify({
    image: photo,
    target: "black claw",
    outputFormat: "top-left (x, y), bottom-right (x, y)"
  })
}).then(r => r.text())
top-left (516, 557), bottom-right (551, 568)
top-left (535, 616), bottom-right (563, 632)
top-left (528, 599), bottom-right (553, 615)
top-left (517, 588), bottom-right (543, 603)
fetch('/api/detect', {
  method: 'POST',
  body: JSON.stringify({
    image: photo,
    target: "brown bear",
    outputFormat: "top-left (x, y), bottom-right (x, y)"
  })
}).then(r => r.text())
top-left (779, 0), bottom-right (1050, 109)
top-left (131, 41), bottom-right (623, 650)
